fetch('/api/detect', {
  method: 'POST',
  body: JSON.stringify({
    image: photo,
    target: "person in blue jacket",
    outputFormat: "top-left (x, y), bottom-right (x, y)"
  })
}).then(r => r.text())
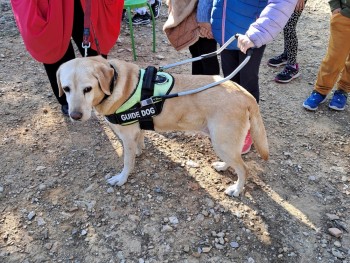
top-left (202, 0), bottom-right (297, 153)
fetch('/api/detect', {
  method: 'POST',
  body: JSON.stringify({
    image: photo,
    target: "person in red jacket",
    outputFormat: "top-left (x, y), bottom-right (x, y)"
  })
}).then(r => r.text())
top-left (11, 0), bottom-right (123, 115)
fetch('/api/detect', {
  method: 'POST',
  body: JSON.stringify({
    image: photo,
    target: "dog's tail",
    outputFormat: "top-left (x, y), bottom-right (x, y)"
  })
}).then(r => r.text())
top-left (249, 103), bottom-right (269, 160)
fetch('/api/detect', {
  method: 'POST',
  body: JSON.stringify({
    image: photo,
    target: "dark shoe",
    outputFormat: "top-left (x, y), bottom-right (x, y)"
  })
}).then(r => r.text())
top-left (61, 104), bottom-right (69, 116)
top-left (268, 54), bottom-right (287, 67)
top-left (275, 64), bottom-right (301, 83)
top-left (151, 0), bottom-right (162, 18)
top-left (329, 89), bottom-right (348, 111)
top-left (132, 12), bottom-right (151, 25)
top-left (303, 91), bottom-right (327, 111)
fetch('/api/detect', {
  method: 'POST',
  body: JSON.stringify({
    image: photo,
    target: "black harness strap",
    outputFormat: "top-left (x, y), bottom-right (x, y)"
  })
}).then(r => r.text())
top-left (104, 67), bottom-right (174, 129)
top-left (139, 66), bottom-right (158, 130)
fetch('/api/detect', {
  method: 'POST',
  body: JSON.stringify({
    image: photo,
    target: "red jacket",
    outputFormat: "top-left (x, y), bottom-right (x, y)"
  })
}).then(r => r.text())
top-left (11, 0), bottom-right (123, 63)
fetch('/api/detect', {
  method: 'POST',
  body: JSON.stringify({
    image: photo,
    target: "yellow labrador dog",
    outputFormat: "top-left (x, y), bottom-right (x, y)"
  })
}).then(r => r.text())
top-left (57, 56), bottom-right (269, 197)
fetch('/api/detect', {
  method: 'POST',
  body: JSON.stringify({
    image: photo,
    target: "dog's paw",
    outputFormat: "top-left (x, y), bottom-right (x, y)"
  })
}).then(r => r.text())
top-left (224, 184), bottom-right (243, 197)
top-left (107, 174), bottom-right (128, 186)
top-left (212, 162), bottom-right (229, 172)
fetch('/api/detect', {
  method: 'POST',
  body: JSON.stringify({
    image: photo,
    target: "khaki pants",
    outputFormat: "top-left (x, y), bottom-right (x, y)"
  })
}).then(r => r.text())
top-left (315, 13), bottom-right (350, 95)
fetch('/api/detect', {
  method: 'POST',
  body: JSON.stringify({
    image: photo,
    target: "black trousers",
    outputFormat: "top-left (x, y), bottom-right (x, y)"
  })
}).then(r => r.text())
top-left (43, 0), bottom-right (106, 106)
top-left (189, 37), bottom-right (220, 75)
top-left (221, 45), bottom-right (266, 103)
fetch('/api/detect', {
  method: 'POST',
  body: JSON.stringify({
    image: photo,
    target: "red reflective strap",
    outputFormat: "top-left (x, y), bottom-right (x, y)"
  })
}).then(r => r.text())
top-left (82, 0), bottom-right (92, 47)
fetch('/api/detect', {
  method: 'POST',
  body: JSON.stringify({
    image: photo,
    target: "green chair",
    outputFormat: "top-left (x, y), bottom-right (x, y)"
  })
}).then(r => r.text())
top-left (124, 0), bottom-right (156, 60)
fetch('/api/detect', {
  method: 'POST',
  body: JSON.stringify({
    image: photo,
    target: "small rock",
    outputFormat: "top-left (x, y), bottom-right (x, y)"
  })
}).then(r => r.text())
top-left (216, 232), bottom-right (225, 238)
top-left (169, 216), bottom-right (179, 224)
top-left (334, 241), bottom-right (341, 248)
top-left (107, 187), bottom-right (114, 193)
top-left (28, 211), bottom-right (36, 220)
top-left (326, 213), bottom-right (340, 221)
top-left (202, 247), bottom-right (212, 253)
top-left (183, 245), bottom-right (190, 252)
top-left (37, 217), bottom-right (46, 226)
top-left (214, 243), bottom-right (225, 250)
top-left (81, 229), bottom-right (88, 236)
top-left (230, 241), bottom-right (239, 248)
top-left (331, 248), bottom-right (346, 259)
top-left (0, 185), bottom-right (4, 192)
top-left (35, 166), bottom-right (46, 171)
top-left (44, 243), bottom-right (52, 250)
top-left (328, 228), bottom-right (342, 238)
top-left (161, 225), bottom-right (173, 232)
top-left (38, 184), bottom-right (46, 191)
top-left (186, 160), bottom-right (199, 168)
top-left (195, 214), bottom-right (205, 222)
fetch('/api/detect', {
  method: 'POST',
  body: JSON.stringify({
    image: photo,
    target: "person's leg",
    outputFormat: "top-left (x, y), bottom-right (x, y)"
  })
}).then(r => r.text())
top-left (283, 10), bottom-right (303, 66)
top-left (221, 47), bottom-right (265, 103)
top-left (132, 7), bottom-right (151, 25)
top-left (134, 7), bottom-right (147, 15)
top-left (221, 49), bottom-right (240, 84)
top-left (315, 14), bottom-right (350, 95)
top-left (303, 14), bottom-right (350, 110)
top-left (43, 44), bottom-right (75, 107)
top-left (189, 38), bottom-right (220, 75)
top-left (189, 40), bottom-right (202, 74)
top-left (337, 54), bottom-right (350, 93)
top-left (328, 55), bottom-right (350, 110)
top-left (274, 8), bottom-right (304, 83)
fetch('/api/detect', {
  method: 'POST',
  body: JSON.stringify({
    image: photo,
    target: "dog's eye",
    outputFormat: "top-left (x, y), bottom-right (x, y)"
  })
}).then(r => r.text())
top-left (63, 86), bottom-right (70, 93)
top-left (83, 87), bottom-right (92, 94)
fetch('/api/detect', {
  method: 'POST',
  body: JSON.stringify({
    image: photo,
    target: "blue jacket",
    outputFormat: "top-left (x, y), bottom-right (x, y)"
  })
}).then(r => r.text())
top-left (209, 0), bottom-right (298, 50)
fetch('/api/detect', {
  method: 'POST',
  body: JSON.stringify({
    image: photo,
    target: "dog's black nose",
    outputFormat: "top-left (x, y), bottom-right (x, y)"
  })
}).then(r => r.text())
top-left (70, 111), bottom-right (83, 120)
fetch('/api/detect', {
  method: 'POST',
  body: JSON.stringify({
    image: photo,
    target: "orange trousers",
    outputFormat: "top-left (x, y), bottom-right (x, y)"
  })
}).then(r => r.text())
top-left (315, 13), bottom-right (350, 95)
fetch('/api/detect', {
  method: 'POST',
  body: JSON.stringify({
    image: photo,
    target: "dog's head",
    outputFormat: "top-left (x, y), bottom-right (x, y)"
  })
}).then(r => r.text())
top-left (57, 56), bottom-right (115, 121)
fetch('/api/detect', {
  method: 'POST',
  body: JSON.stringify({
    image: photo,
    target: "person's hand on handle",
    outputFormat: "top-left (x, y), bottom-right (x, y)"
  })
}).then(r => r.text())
top-left (237, 34), bottom-right (254, 54)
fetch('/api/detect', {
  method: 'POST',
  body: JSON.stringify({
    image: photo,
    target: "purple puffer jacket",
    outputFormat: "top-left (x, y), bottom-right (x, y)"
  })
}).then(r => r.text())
top-left (246, 0), bottom-right (298, 48)
top-left (211, 0), bottom-right (298, 49)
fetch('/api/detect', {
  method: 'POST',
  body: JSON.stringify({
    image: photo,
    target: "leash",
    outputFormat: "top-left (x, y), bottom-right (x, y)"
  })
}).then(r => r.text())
top-left (159, 34), bottom-right (241, 71)
top-left (82, 0), bottom-right (101, 57)
top-left (141, 34), bottom-right (253, 107)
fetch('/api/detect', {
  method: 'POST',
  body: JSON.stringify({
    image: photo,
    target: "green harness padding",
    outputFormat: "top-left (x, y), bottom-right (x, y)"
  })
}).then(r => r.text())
top-left (105, 67), bottom-right (174, 130)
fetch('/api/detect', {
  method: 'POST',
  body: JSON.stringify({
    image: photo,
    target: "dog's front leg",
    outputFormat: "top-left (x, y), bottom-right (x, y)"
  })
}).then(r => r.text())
top-left (107, 124), bottom-right (140, 186)
top-left (136, 130), bottom-right (145, 156)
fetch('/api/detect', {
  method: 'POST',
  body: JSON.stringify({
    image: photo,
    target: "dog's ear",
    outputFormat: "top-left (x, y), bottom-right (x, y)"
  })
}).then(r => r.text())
top-left (56, 68), bottom-right (64, 97)
top-left (94, 63), bottom-right (114, 96)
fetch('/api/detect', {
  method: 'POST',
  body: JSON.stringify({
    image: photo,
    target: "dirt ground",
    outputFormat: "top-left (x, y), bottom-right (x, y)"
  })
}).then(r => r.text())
top-left (0, 1), bottom-right (349, 262)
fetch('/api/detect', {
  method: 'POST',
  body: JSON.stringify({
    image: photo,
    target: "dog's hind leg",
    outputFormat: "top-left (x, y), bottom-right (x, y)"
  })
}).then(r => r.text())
top-left (209, 123), bottom-right (249, 197)
top-left (213, 144), bottom-right (248, 196)
top-left (106, 124), bottom-right (141, 186)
